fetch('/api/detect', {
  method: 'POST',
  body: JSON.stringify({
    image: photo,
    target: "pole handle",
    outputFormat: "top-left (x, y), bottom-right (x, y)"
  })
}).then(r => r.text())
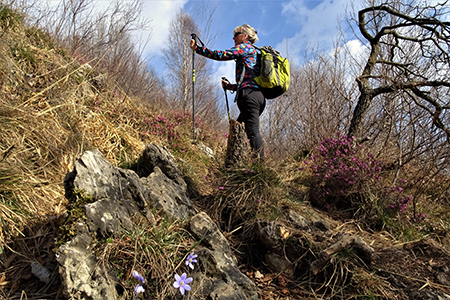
top-left (221, 77), bottom-right (230, 90)
top-left (191, 33), bottom-right (205, 48)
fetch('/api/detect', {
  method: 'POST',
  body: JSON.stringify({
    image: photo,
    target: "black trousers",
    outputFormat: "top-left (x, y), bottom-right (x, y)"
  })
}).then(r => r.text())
top-left (236, 88), bottom-right (266, 159)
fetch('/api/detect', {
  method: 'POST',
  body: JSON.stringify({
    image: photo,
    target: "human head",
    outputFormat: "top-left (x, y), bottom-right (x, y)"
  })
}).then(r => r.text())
top-left (233, 24), bottom-right (259, 44)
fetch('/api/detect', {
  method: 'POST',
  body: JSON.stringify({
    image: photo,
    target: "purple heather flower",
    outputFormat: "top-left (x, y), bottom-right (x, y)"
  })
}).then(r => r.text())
top-left (186, 252), bottom-right (198, 270)
top-left (173, 273), bottom-right (193, 295)
top-left (219, 187), bottom-right (224, 190)
top-left (134, 284), bottom-right (145, 295)
top-left (132, 271), bottom-right (145, 284)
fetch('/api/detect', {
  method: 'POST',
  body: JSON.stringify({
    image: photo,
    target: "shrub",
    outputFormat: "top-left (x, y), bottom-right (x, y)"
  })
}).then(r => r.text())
top-left (306, 133), bottom-right (431, 235)
top-left (308, 133), bottom-right (383, 212)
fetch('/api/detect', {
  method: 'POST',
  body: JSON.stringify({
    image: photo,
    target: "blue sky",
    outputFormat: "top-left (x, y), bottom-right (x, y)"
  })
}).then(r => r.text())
top-left (49, 0), bottom-right (446, 88)
top-left (133, 0), bottom-right (360, 84)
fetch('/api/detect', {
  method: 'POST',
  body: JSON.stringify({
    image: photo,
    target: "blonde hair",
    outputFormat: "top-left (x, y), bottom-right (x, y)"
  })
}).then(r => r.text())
top-left (234, 24), bottom-right (259, 44)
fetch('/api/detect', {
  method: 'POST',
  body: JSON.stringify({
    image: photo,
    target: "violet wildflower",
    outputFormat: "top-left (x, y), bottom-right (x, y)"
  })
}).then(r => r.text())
top-left (132, 271), bottom-right (145, 284)
top-left (173, 273), bottom-right (193, 295)
top-left (219, 186), bottom-right (224, 190)
top-left (134, 284), bottom-right (145, 295)
top-left (186, 252), bottom-right (198, 270)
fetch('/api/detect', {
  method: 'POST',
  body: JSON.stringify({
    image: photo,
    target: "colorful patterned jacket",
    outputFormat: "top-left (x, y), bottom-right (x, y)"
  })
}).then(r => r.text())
top-left (195, 41), bottom-right (260, 91)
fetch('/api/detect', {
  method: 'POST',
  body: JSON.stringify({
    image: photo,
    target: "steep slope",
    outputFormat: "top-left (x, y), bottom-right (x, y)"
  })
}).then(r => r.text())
top-left (1, 5), bottom-right (449, 300)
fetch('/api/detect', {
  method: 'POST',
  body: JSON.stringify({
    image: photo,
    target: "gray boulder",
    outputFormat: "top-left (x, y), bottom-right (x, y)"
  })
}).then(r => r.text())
top-left (57, 233), bottom-right (118, 300)
top-left (138, 143), bottom-right (187, 190)
top-left (141, 166), bottom-right (196, 220)
top-left (189, 212), bottom-right (259, 300)
top-left (58, 145), bottom-right (258, 300)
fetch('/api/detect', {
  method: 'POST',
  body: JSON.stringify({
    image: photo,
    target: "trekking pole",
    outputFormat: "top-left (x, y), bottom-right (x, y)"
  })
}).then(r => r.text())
top-left (191, 33), bottom-right (196, 142)
top-left (221, 77), bottom-right (231, 122)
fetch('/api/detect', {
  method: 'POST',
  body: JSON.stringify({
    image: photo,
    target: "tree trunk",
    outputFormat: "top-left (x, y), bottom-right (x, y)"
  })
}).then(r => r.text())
top-left (347, 91), bottom-right (373, 139)
top-left (225, 119), bottom-right (248, 168)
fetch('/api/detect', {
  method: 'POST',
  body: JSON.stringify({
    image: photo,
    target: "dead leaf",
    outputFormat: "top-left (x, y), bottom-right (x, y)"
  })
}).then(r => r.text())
top-left (278, 274), bottom-right (289, 287)
top-left (255, 270), bottom-right (264, 279)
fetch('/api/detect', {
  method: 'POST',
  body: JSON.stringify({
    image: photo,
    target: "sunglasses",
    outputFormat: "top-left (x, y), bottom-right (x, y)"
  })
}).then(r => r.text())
top-left (233, 32), bottom-right (243, 37)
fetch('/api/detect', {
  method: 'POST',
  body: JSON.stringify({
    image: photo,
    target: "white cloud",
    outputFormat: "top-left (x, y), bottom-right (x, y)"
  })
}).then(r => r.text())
top-left (140, 0), bottom-right (188, 55)
top-left (214, 60), bottom-right (235, 85)
top-left (344, 39), bottom-right (365, 58)
top-left (280, 0), bottom-right (350, 60)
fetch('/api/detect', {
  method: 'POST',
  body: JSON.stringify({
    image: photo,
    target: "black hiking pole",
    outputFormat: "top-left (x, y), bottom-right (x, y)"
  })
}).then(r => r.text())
top-left (191, 33), bottom-right (197, 142)
top-left (221, 77), bottom-right (231, 122)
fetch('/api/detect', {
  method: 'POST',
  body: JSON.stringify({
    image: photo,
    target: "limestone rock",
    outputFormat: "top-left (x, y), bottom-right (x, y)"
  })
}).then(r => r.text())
top-left (141, 166), bottom-right (196, 220)
top-left (265, 252), bottom-right (294, 277)
top-left (138, 143), bottom-right (186, 190)
top-left (190, 212), bottom-right (259, 300)
top-left (59, 145), bottom-right (259, 300)
top-left (57, 233), bottom-right (118, 300)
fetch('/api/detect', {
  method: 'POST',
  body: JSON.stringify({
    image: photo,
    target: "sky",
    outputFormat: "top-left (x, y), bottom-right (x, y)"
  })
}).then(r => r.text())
top-left (118, 0), bottom-right (362, 86)
top-left (46, 0), bottom-right (448, 99)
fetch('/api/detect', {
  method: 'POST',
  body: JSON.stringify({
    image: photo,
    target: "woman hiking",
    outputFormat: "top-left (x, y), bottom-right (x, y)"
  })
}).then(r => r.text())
top-left (189, 24), bottom-right (265, 161)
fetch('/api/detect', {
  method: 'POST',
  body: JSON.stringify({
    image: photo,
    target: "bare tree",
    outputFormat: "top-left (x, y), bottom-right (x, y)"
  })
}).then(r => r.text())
top-left (262, 40), bottom-right (359, 158)
top-left (21, 0), bottom-right (166, 105)
top-left (348, 0), bottom-right (450, 144)
top-left (161, 8), bottom-right (223, 129)
top-left (162, 10), bottom-right (199, 112)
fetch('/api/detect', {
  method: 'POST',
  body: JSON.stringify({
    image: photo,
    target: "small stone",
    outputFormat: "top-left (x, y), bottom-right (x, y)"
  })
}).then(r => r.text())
top-left (254, 270), bottom-right (264, 279)
top-left (288, 210), bottom-right (310, 228)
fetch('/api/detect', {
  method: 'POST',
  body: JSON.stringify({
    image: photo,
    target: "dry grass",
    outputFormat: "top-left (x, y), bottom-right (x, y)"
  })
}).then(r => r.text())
top-left (0, 7), bottom-right (227, 298)
top-left (0, 7), bottom-right (224, 247)
top-left (95, 213), bottom-right (198, 299)
top-left (1, 4), bottom-right (450, 300)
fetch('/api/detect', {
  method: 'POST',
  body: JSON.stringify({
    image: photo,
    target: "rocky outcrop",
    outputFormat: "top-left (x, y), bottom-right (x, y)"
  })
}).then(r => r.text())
top-left (189, 212), bottom-right (259, 300)
top-left (57, 233), bottom-right (119, 299)
top-left (58, 145), bottom-right (259, 300)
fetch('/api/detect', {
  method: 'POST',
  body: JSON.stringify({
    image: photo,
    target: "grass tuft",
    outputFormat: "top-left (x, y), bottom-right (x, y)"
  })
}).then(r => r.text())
top-left (95, 213), bottom-right (197, 299)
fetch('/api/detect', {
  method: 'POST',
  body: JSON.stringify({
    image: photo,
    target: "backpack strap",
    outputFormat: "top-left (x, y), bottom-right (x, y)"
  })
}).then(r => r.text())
top-left (235, 62), bottom-right (246, 102)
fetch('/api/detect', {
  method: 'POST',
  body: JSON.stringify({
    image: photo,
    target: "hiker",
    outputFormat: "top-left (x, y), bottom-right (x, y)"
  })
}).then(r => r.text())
top-left (190, 24), bottom-right (266, 160)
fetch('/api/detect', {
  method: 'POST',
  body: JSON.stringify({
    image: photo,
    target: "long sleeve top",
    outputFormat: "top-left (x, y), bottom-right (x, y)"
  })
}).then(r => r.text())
top-left (195, 41), bottom-right (260, 91)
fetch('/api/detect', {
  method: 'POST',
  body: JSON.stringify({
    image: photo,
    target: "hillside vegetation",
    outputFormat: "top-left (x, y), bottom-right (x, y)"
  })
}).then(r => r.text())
top-left (1, 3), bottom-right (450, 300)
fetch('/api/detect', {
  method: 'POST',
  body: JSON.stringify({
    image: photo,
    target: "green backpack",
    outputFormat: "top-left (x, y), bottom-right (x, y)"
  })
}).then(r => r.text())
top-left (238, 45), bottom-right (290, 99)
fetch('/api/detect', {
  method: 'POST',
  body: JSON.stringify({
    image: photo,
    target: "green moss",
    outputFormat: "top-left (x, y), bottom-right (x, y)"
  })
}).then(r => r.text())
top-left (56, 189), bottom-right (95, 246)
